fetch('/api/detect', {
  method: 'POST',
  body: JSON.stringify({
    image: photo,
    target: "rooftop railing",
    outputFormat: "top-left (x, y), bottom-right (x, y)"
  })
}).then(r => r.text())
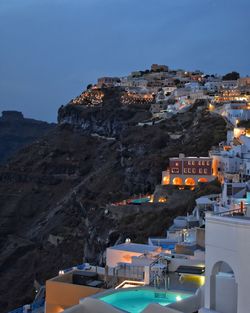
top-left (213, 207), bottom-right (246, 217)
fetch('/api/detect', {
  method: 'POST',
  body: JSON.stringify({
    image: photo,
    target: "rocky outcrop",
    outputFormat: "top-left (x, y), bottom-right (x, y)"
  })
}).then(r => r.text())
top-left (58, 88), bottom-right (151, 137)
top-left (0, 111), bottom-right (55, 164)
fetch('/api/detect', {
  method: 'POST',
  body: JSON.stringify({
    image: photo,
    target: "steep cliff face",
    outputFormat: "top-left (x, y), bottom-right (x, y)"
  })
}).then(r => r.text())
top-left (0, 111), bottom-right (55, 164)
top-left (0, 89), bottom-right (227, 312)
top-left (58, 88), bottom-right (151, 137)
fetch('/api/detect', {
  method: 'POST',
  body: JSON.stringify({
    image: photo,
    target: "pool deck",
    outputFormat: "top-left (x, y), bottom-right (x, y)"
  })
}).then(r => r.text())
top-left (151, 272), bottom-right (202, 294)
top-left (89, 280), bottom-right (196, 301)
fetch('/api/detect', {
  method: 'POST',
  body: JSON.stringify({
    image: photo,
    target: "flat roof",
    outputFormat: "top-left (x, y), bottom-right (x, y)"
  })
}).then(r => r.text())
top-left (109, 243), bottom-right (159, 253)
top-left (207, 215), bottom-right (250, 226)
top-left (196, 197), bottom-right (213, 205)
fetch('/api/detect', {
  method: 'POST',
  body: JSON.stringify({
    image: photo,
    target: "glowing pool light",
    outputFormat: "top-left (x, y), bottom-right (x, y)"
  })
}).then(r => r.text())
top-left (100, 289), bottom-right (191, 313)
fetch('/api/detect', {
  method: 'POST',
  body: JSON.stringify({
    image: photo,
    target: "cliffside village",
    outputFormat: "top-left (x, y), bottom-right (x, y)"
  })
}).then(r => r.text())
top-left (13, 65), bottom-right (250, 313)
top-left (72, 64), bottom-right (250, 125)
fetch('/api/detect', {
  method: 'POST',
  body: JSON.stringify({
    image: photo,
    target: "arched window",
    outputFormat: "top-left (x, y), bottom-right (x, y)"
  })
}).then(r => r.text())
top-left (173, 177), bottom-right (183, 185)
top-left (198, 177), bottom-right (208, 183)
top-left (185, 177), bottom-right (195, 186)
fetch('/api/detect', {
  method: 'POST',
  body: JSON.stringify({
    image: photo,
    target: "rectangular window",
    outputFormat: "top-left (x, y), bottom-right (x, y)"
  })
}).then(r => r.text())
top-left (199, 168), bottom-right (203, 174)
top-left (184, 168), bottom-right (187, 174)
top-left (207, 161), bottom-right (210, 166)
top-left (175, 162), bottom-right (179, 167)
top-left (198, 161), bottom-right (201, 166)
top-left (202, 161), bottom-right (205, 166)
top-left (192, 161), bottom-right (195, 165)
top-left (188, 168), bottom-right (191, 173)
top-left (204, 169), bottom-right (208, 174)
top-left (192, 168), bottom-right (196, 174)
top-left (172, 168), bottom-right (179, 173)
top-left (188, 161), bottom-right (191, 166)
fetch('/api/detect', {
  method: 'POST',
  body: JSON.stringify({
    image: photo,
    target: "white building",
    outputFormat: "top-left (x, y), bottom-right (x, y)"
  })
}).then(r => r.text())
top-left (172, 88), bottom-right (206, 103)
top-left (106, 242), bottom-right (161, 268)
top-left (162, 86), bottom-right (177, 94)
top-left (204, 81), bottom-right (222, 93)
top-left (218, 181), bottom-right (250, 210)
top-left (185, 82), bottom-right (203, 91)
top-left (221, 101), bottom-right (250, 126)
top-left (210, 132), bottom-right (250, 182)
top-left (201, 213), bottom-right (250, 313)
top-left (221, 80), bottom-right (238, 90)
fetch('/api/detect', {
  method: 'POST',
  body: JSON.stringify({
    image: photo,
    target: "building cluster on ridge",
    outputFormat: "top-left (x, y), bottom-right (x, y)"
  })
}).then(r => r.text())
top-left (71, 64), bottom-right (250, 126)
top-left (12, 66), bottom-right (250, 313)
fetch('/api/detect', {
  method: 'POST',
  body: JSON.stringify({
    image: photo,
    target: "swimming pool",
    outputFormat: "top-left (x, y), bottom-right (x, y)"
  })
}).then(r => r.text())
top-left (130, 197), bottom-right (150, 204)
top-left (99, 288), bottom-right (192, 313)
top-left (159, 243), bottom-right (176, 250)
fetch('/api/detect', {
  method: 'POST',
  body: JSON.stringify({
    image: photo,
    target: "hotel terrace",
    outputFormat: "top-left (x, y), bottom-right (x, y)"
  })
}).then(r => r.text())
top-left (43, 204), bottom-right (250, 313)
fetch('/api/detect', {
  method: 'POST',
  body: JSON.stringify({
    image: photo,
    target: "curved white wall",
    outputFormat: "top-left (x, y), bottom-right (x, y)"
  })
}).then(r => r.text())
top-left (205, 216), bottom-right (250, 313)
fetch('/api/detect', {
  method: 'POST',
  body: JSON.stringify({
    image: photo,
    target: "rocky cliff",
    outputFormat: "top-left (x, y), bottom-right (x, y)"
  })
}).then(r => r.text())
top-left (0, 89), bottom-right (226, 312)
top-left (58, 88), bottom-right (152, 137)
top-left (0, 111), bottom-right (55, 164)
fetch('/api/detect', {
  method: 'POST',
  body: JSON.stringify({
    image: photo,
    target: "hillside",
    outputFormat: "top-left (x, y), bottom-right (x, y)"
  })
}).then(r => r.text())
top-left (0, 89), bottom-right (227, 312)
top-left (0, 111), bottom-right (55, 164)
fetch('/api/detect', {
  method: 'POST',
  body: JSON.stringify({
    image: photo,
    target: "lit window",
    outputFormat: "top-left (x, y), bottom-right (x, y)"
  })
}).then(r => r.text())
top-left (199, 168), bottom-right (203, 174)
top-left (184, 168), bottom-right (187, 173)
top-left (172, 168), bottom-right (179, 173)
top-left (207, 161), bottom-right (210, 166)
top-left (202, 161), bottom-right (205, 166)
top-left (192, 161), bottom-right (195, 165)
top-left (192, 168), bottom-right (196, 174)
top-left (188, 161), bottom-right (191, 166)
top-left (175, 162), bottom-right (179, 167)
top-left (204, 169), bottom-right (208, 174)
top-left (188, 168), bottom-right (191, 173)
top-left (198, 161), bottom-right (201, 166)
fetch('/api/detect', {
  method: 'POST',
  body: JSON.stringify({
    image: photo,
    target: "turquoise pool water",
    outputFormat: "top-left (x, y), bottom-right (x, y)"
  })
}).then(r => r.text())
top-left (99, 289), bottom-right (191, 313)
top-left (131, 197), bottom-right (150, 204)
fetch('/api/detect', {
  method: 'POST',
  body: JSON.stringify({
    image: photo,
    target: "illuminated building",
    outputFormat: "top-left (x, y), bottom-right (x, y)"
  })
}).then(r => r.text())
top-left (162, 154), bottom-right (214, 186)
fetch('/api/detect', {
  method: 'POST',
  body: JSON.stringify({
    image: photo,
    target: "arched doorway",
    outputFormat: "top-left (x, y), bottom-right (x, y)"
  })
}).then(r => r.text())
top-left (185, 177), bottom-right (195, 186)
top-left (173, 177), bottom-right (183, 185)
top-left (210, 261), bottom-right (237, 313)
top-left (198, 177), bottom-right (208, 183)
top-left (162, 176), bottom-right (170, 185)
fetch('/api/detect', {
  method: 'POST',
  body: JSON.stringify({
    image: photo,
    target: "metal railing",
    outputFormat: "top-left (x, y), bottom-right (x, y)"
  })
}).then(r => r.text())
top-left (213, 207), bottom-right (246, 217)
top-left (116, 263), bottom-right (144, 280)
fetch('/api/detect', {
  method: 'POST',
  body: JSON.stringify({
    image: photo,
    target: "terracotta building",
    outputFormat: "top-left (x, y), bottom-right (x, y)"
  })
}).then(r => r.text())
top-left (162, 154), bottom-right (215, 186)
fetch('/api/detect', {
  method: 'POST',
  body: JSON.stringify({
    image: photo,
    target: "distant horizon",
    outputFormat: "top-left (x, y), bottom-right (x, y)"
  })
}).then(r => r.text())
top-left (1, 0), bottom-right (250, 122)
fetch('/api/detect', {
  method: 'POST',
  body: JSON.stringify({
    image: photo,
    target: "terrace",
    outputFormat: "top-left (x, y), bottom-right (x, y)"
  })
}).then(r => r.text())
top-left (46, 264), bottom-right (147, 313)
top-left (121, 91), bottom-right (154, 105)
top-left (45, 238), bottom-right (207, 313)
top-left (71, 89), bottom-right (104, 106)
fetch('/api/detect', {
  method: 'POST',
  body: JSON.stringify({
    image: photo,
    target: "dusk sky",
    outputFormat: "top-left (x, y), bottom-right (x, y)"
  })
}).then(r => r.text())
top-left (0, 0), bottom-right (250, 122)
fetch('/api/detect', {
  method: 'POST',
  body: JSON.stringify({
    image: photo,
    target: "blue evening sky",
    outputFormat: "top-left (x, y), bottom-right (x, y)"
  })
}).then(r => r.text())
top-left (0, 0), bottom-right (250, 122)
